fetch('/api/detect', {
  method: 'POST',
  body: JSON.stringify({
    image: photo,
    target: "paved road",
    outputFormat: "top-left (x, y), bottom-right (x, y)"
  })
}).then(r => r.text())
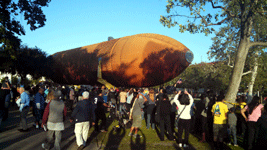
top-left (0, 106), bottom-right (102, 150)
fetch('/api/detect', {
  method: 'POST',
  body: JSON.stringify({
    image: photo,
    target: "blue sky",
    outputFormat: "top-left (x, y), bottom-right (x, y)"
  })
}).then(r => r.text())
top-left (19, 0), bottom-right (216, 64)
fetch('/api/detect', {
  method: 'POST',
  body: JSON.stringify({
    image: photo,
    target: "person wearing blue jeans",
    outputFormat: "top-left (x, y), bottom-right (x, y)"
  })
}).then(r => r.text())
top-left (139, 89), bottom-right (147, 120)
top-left (119, 89), bottom-right (127, 115)
top-left (34, 88), bottom-right (45, 128)
top-left (120, 103), bottom-right (127, 114)
top-left (146, 113), bottom-right (155, 129)
top-left (1, 77), bottom-right (11, 121)
top-left (228, 107), bottom-right (238, 146)
top-left (145, 89), bottom-right (156, 129)
top-left (229, 124), bottom-right (237, 145)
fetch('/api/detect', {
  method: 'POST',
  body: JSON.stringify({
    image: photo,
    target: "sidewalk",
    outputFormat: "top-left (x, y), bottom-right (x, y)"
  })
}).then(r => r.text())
top-left (0, 106), bottom-right (101, 150)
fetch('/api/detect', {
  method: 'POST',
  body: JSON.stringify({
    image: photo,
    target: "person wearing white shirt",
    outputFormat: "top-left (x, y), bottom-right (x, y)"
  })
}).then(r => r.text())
top-left (172, 90), bottom-right (194, 148)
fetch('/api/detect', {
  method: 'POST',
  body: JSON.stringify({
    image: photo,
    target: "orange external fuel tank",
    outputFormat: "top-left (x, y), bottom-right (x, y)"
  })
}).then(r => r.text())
top-left (49, 33), bottom-right (193, 87)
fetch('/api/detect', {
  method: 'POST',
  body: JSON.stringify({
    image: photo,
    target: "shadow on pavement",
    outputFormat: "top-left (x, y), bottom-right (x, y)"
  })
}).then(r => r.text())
top-left (104, 126), bottom-right (126, 150)
top-left (82, 112), bottom-right (117, 149)
top-left (130, 130), bottom-right (146, 150)
top-left (0, 106), bottom-right (35, 132)
top-left (60, 123), bottom-right (76, 150)
top-left (0, 127), bottom-right (43, 149)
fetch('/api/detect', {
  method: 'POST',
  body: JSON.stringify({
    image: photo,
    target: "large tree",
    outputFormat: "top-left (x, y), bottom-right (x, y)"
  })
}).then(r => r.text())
top-left (171, 62), bottom-right (231, 92)
top-left (15, 45), bottom-right (48, 83)
top-left (0, 0), bottom-right (51, 72)
top-left (209, 23), bottom-right (266, 102)
top-left (160, 0), bottom-right (267, 102)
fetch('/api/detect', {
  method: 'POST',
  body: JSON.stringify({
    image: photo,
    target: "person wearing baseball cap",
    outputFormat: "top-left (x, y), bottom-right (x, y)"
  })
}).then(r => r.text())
top-left (70, 91), bottom-right (95, 149)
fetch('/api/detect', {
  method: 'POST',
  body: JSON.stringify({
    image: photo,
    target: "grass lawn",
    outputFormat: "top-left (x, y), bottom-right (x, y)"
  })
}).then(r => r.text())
top-left (87, 113), bottom-right (245, 150)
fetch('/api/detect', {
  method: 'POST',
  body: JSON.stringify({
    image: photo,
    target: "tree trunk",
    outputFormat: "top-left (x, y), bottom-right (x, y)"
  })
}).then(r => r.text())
top-left (224, 3), bottom-right (254, 103)
top-left (225, 38), bottom-right (250, 103)
top-left (247, 51), bottom-right (259, 103)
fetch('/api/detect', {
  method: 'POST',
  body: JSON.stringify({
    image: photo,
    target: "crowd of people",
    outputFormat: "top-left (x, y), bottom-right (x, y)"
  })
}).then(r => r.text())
top-left (0, 78), bottom-right (267, 150)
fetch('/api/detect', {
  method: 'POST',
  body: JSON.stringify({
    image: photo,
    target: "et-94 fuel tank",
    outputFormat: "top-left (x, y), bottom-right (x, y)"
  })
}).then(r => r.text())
top-left (49, 33), bottom-right (193, 87)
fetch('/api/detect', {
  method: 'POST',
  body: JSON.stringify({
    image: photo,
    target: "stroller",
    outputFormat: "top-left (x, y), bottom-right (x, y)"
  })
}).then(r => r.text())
top-left (113, 105), bottom-right (132, 132)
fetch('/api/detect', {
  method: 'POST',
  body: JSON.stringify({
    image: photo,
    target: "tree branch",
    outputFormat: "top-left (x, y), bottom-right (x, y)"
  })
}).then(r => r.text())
top-left (208, 0), bottom-right (236, 17)
top-left (242, 70), bottom-right (252, 76)
top-left (227, 54), bottom-right (234, 68)
top-left (248, 41), bottom-right (267, 48)
top-left (207, 17), bottom-right (230, 26)
top-left (197, 11), bottom-right (230, 26)
top-left (254, 3), bottom-right (267, 19)
top-left (209, 0), bottom-right (225, 9)
top-left (257, 10), bottom-right (267, 13)
top-left (189, 4), bottom-right (231, 27)
top-left (167, 14), bottom-right (198, 19)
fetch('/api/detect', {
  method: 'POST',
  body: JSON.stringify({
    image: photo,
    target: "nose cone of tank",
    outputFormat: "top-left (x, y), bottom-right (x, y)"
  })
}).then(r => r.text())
top-left (185, 50), bottom-right (194, 64)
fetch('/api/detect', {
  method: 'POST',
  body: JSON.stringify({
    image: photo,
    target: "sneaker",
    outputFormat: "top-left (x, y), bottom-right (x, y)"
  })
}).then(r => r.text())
top-left (36, 125), bottom-right (39, 129)
top-left (183, 144), bottom-right (189, 148)
top-left (228, 143), bottom-right (231, 145)
top-left (100, 130), bottom-right (107, 132)
top-left (128, 133), bottom-right (133, 136)
top-left (178, 143), bottom-right (182, 147)
top-left (42, 143), bottom-right (48, 150)
top-left (77, 145), bottom-right (84, 150)
top-left (133, 134), bottom-right (142, 138)
top-left (234, 144), bottom-right (238, 147)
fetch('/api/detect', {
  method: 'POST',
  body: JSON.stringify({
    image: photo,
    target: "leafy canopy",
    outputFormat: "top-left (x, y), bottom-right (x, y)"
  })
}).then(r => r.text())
top-left (0, 0), bottom-right (51, 54)
top-left (160, 0), bottom-right (267, 36)
top-left (15, 45), bottom-right (49, 79)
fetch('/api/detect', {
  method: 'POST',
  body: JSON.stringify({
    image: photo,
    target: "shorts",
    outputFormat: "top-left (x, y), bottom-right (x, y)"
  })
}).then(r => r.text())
top-left (213, 124), bottom-right (227, 140)
top-left (132, 115), bottom-right (142, 128)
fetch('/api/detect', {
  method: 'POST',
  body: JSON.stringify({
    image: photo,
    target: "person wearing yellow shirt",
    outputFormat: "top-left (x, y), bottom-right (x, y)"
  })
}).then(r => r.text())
top-left (211, 97), bottom-right (228, 149)
top-left (225, 96), bottom-right (246, 113)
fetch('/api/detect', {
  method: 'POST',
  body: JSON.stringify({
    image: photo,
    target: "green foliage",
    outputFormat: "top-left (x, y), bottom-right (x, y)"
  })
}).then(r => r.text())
top-left (160, 0), bottom-right (267, 101)
top-left (160, 0), bottom-right (267, 37)
top-left (15, 46), bottom-right (48, 80)
top-left (11, 76), bottom-right (19, 85)
top-left (0, 49), bottom-right (16, 73)
top-left (0, 77), bottom-right (6, 84)
top-left (160, 0), bottom-right (223, 36)
top-left (0, 0), bottom-right (51, 71)
top-left (207, 1), bottom-right (267, 94)
top-left (254, 52), bottom-right (267, 92)
top-left (31, 77), bottom-right (43, 86)
top-left (167, 62), bottom-right (231, 92)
